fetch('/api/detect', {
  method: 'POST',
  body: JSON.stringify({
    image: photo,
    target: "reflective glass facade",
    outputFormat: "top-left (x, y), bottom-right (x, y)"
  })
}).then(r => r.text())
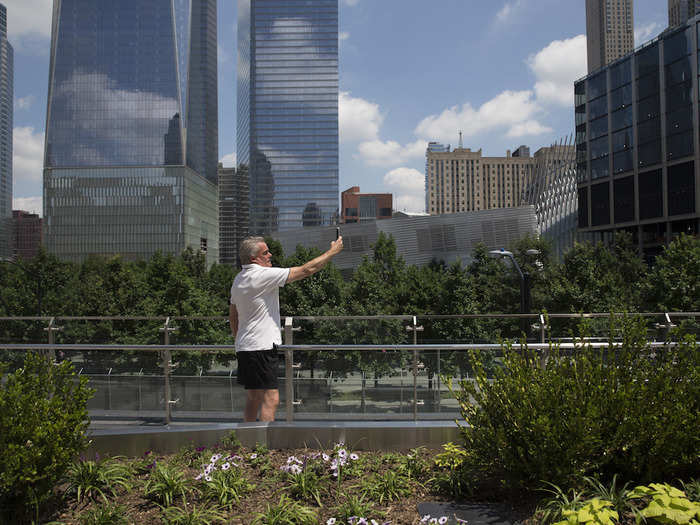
top-left (237, 0), bottom-right (339, 234)
top-left (0, 4), bottom-right (12, 259)
top-left (575, 20), bottom-right (700, 257)
top-left (44, 0), bottom-right (218, 264)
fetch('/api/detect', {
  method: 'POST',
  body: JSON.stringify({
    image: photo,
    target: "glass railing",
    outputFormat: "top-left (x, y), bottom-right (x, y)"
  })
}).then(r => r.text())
top-left (1, 313), bottom-right (697, 423)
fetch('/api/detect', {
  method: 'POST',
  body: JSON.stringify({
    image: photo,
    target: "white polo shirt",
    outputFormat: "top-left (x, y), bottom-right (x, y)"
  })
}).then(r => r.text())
top-left (230, 264), bottom-right (290, 352)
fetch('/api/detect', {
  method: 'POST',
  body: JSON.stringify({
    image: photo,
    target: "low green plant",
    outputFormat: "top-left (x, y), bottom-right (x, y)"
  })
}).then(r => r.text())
top-left (78, 502), bottom-right (129, 525)
top-left (360, 470), bottom-right (411, 505)
top-left (583, 475), bottom-right (632, 515)
top-left (628, 483), bottom-right (700, 525)
top-left (286, 467), bottom-right (324, 507)
top-left (66, 457), bottom-right (132, 503)
top-left (0, 353), bottom-right (94, 520)
top-left (144, 462), bottom-right (194, 507)
top-left (431, 442), bottom-right (472, 498)
top-left (251, 494), bottom-right (317, 525)
top-left (554, 498), bottom-right (619, 525)
top-left (161, 502), bottom-right (227, 525)
top-left (200, 467), bottom-right (254, 507)
top-left (221, 430), bottom-right (242, 450)
top-left (396, 447), bottom-right (428, 481)
top-left (332, 494), bottom-right (374, 525)
top-left (249, 444), bottom-right (273, 475)
top-left (679, 480), bottom-right (700, 503)
top-left (536, 481), bottom-right (588, 524)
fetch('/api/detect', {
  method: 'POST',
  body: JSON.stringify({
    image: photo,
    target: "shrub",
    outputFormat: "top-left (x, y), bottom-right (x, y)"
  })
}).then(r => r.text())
top-left (66, 457), bottom-right (132, 503)
top-left (251, 494), bottom-right (317, 525)
top-left (78, 502), bottom-right (129, 525)
top-left (0, 352), bottom-right (94, 518)
top-left (144, 462), bottom-right (194, 507)
top-left (451, 316), bottom-right (700, 493)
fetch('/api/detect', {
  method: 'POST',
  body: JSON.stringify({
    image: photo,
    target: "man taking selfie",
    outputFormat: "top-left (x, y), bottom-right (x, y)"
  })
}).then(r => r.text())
top-left (229, 235), bottom-right (343, 422)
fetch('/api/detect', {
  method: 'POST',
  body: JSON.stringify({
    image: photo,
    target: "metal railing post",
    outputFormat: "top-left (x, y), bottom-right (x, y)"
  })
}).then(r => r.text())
top-left (406, 316), bottom-right (424, 422)
top-left (159, 317), bottom-right (178, 425)
top-left (107, 367), bottom-right (113, 410)
top-left (655, 312), bottom-right (677, 340)
top-left (284, 316), bottom-right (294, 423)
top-left (44, 317), bottom-right (61, 362)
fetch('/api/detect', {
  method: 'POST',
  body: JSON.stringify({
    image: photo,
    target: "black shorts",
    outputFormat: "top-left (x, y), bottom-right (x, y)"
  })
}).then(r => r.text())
top-left (236, 349), bottom-right (279, 390)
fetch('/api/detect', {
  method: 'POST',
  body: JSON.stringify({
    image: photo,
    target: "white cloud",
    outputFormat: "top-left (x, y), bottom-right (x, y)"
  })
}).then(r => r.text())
top-left (13, 196), bottom-right (42, 216)
top-left (339, 91), bottom-right (383, 143)
top-left (635, 22), bottom-right (662, 47)
top-left (414, 90), bottom-right (543, 144)
top-left (14, 95), bottom-right (35, 110)
top-left (339, 31), bottom-right (350, 41)
top-left (5, 0), bottom-right (52, 53)
top-left (495, 0), bottom-right (523, 23)
top-left (13, 126), bottom-right (44, 183)
top-left (357, 139), bottom-right (425, 167)
top-left (220, 152), bottom-right (237, 167)
top-left (507, 120), bottom-right (552, 137)
top-left (383, 167), bottom-right (425, 214)
top-left (527, 34), bottom-right (587, 107)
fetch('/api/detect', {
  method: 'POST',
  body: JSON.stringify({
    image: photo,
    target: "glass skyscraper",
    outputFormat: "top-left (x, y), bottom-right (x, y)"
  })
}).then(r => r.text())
top-left (237, 0), bottom-right (339, 234)
top-left (0, 3), bottom-right (12, 259)
top-left (44, 0), bottom-right (219, 264)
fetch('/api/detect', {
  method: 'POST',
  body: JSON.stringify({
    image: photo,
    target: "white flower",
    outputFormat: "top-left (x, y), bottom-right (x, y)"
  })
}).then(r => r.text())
top-left (250, 453), bottom-right (258, 459)
top-left (204, 475), bottom-right (212, 482)
top-left (194, 473), bottom-right (202, 480)
top-left (439, 518), bottom-right (448, 524)
top-left (327, 519), bottom-right (336, 525)
top-left (338, 448), bottom-right (348, 458)
top-left (350, 453), bottom-right (359, 460)
top-left (221, 462), bottom-right (231, 471)
top-left (290, 464), bottom-right (302, 474)
top-left (322, 453), bottom-right (330, 461)
top-left (232, 454), bottom-right (242, 460)
top-left (210, 454), bottom-right (222, 463)
top-left (421, 516), bottom-right (431, 524)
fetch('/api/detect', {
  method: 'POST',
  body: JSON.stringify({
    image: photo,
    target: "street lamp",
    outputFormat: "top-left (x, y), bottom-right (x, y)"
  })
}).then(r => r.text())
top-left (489, 249), bottom-right (540, 336)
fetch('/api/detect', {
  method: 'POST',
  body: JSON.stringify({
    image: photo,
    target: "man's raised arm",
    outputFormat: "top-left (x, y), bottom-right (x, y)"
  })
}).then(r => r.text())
top-left (287, 237), bottom-right (344, 283)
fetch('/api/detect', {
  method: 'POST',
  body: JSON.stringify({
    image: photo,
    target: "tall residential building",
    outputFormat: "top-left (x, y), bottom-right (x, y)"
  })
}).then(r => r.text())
top-left (575, 22), bottom-right (699, 259)
top-left (586, 0), bottom-right (634, 73)
top-left (669, 0), bottom-right (700, 27)
top-left (340, 186), bottom-right (392, 224)
top-left (218, 163), bottom-right (249, 266)
top-left (425, 146), bottom-right (535, 215)
top-left (12, 210), bottom-right (42, 260)
top-left (237, 0), bottom-right (339, 234)
top-left (0, 3), bottom-right (12, 260)
top-left (43, 0), bottom-right (219, 265)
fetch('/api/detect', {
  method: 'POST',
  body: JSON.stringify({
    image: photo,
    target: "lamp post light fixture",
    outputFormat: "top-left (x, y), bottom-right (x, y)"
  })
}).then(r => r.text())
top-left (489, 248), bottom-right (540, 336)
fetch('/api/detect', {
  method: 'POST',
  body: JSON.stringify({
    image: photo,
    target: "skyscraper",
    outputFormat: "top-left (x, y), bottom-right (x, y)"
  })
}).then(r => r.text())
top-left (669, 0), bottom-right (700, 27)
top-left (237, 0), bottom-right (339, 234)
top-left (43, 0), bottom-right (219, 265)
top-left (218, 163), bottom-right (249, 266)
top-left (585, 0), bottom-right (634, 73)
top-left (0, 3), bottom-right (12, 259)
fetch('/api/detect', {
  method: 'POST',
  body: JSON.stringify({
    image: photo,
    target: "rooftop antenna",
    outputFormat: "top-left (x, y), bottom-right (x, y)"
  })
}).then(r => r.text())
top-left (458, 130), bottom-right (463, 149)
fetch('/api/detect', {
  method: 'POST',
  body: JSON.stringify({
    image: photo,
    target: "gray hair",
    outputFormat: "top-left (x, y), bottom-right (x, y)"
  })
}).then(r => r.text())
top-left (239, 236), bottom-right (266, 264)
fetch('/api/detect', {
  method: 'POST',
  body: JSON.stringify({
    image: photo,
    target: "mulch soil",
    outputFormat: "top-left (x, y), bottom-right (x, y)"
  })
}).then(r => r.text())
top-left (41, 444), bottom-right (534, 525)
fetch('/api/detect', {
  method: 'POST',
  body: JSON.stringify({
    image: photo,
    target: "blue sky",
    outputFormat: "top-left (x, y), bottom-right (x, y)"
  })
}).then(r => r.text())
top-left (7, 0), bottom-right (666, 216)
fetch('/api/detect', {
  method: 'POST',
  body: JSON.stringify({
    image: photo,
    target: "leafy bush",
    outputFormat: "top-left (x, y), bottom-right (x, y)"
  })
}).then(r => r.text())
top-left (628, 483), bottom-right (700, 525)
top-left (144, 462), bottom-right (194, 507)
top-left (251, 494), bottom-right (317, 525)
top-left (451, 316), bottom-right (700, 492)
top-left (554, 498), bottom-right (618, 525)
top-left (199, 467), bottom-right (254, 508)
top-left (0, 352), bottom-right (94, 518)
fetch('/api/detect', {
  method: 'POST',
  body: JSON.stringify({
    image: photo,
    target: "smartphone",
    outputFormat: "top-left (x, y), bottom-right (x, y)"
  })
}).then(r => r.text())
top-left (335, 227), bottom-right (340, 240)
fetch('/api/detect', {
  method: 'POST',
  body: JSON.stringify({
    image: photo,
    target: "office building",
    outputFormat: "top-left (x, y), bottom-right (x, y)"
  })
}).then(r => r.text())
top-left (43, 0), bottom-right (219, 265)
top-left (522, 140), bottom-right (577, 259)
top-left (575, 21), bottom-right (699, 259)
top-left (0, 4), bottom-right (12, 259)
top-left (426, 145), bottom-right (535, 215)
top-left (237, 0), bottom-right (339, 234)
top-left (669, 0), bottom-right (700, 27)
top-left (12, 210), bottom-right (42, 260)
top-left (218, 163), bottom-right (249, 266)
top-left (341, 186), bottom-right (392, 224)
top-left (586, 0), bottom-right (634, 73)
top-left (274, 206), bottom-right (538, 276)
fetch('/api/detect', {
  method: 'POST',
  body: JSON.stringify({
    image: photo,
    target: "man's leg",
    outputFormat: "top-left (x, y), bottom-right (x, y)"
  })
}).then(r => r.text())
top-left (244, 390), bottom-right (264, 422)
top-left (259, 389), bottom-right (279, 421)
